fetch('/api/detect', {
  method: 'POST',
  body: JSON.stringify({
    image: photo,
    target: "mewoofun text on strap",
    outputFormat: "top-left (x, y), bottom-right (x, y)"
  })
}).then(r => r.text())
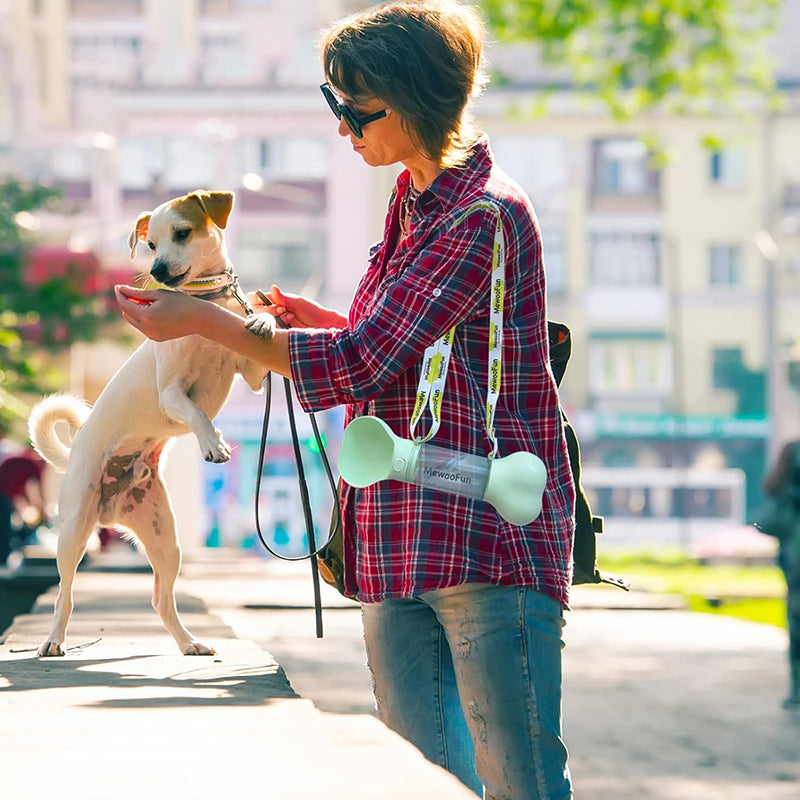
top-left (337, 198), bottom-right (548, 526)
top-left (409, 201), bottom-right (505, 458)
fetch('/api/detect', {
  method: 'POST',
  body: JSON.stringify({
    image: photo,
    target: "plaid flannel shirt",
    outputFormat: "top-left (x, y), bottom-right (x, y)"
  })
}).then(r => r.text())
top-left (289, 137), bottom-right (575, 606)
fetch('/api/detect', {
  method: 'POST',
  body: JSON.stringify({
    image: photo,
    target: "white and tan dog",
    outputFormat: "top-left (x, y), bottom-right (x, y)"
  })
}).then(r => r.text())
top-left (28, 189), bottom-right (270, 657)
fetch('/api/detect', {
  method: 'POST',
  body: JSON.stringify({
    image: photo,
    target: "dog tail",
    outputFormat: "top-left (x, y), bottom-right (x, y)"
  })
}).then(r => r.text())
top-left (28, 394), bottom-right (92, 473)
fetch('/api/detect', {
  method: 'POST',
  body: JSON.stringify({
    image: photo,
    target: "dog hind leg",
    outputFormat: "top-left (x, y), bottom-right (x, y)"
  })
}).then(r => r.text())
top-left (38, 505), bottom-right (98, 657)
top-left (117, 478), bottom-right (215, 656)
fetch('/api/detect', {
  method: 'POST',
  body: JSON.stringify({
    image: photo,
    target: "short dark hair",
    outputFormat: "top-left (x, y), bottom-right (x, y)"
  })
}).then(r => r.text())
top-left (320, 0), bottom-right (487, 169)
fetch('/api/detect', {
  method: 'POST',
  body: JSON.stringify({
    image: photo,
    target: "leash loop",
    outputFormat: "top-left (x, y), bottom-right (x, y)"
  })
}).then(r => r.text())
top-left (250, 292), bottom-right (340, 638)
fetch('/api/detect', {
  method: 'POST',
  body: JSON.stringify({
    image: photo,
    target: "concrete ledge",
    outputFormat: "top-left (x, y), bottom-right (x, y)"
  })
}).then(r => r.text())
top-left (0, 569), bottom-right (474, 799)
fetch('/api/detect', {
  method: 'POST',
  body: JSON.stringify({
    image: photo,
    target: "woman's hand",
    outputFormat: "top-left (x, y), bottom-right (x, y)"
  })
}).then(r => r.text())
top-left (114, 285), bottom-right (214, 341)
top-left (247, 284), bottom-right (347, 330)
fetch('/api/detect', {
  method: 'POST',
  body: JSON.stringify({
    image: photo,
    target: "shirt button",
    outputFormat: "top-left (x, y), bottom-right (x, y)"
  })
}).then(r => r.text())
top-left (432, 288), bottom-right (442, 297)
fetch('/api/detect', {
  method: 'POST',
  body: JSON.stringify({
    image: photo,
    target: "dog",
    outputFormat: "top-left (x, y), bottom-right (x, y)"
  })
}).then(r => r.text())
top-left (28, 189), bottom-right (273, 657)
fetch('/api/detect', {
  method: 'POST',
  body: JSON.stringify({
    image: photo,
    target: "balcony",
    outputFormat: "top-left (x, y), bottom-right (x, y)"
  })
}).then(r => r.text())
top-left (589, 138), bottom-right (661, 213)
top-left (583, 285), bottom-right (669, 326)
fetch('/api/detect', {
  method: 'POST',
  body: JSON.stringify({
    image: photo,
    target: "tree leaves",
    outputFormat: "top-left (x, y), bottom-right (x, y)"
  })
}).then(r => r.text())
top-left (481, 0), bottom-right (782, 118)
top-left (0, 179), bottom-right (121, 440)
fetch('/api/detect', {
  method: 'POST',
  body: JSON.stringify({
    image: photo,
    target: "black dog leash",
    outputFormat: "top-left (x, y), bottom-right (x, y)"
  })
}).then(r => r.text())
top-left (250, 291), bottom-right (340, 638)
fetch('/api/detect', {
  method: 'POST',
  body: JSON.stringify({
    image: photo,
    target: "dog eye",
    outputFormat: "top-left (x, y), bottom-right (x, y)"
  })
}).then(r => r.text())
top-left (147, 241), bottom-right (156, 251)
top-left (174, 228), bottom-right (191, 242)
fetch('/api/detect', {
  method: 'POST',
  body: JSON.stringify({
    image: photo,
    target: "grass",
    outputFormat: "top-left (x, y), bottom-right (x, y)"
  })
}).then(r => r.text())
top-left (598, 549), bottom-right (788, 629)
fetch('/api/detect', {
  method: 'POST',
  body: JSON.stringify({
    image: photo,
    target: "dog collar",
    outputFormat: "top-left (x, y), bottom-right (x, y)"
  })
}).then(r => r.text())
top-left (182, 270), bottom-right (236, 295)
top-left (180, 270), bottom-right (254, 315)
top-left (146, 270), bottom-right (254, 315)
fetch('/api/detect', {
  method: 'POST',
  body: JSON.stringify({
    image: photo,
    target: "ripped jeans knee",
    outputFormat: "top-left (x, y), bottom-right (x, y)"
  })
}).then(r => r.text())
top-left (362, 584), bottom-right (573, 800)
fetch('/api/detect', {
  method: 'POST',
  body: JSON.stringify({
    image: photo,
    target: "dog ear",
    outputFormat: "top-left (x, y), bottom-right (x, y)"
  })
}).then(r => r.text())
top-left (128, 212), bottom-right (151, 260)
top-left (189, 190), bottom-right (234, 229)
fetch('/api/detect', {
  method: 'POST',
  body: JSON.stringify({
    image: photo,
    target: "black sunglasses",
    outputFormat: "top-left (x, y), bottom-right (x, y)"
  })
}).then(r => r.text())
top-left (320, 83), bottom-right (387, 138)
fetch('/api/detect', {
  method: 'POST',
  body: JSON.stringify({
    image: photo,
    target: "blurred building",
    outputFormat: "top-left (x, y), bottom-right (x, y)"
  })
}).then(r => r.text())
top-left (1, 0), bottom-right (800, 545)
top-left (0, 0), bottom-right (371, 551)
top-left (477, 1), bottom-right (800, 531)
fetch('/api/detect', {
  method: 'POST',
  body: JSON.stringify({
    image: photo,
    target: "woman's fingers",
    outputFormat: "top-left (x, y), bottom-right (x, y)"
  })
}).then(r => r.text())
top-left (114, 285), bottom-right (205, 341)
top-left (247, 288), bottom-right (289, 320)
top-left (266, 285), bottom-right (306, 327)
top-left (267, 284), bottom-right (289, 305)
top-left (246, 290), bottom-right (265, 311)
top-left (115, 285), bottom-right (160, 304)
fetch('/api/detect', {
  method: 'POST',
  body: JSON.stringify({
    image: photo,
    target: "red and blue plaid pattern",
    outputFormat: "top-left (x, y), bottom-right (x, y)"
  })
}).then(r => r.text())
top-left (290, 137), bottom-right (575, 606)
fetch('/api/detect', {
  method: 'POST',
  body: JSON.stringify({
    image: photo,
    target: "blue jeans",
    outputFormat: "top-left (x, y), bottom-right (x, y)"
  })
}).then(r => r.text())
top-left (361, 583), bottom-right (572, 800)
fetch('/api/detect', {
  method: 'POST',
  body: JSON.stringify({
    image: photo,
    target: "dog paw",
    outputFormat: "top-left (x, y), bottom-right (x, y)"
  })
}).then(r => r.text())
top-left (202, 430), bottom-right (232, 463)
top-left (183, 641), bottom-right (216, 656)
top-left (244, 313), bottom-right (276, 340)
top-left (38, 641), bottom-right (66, 657)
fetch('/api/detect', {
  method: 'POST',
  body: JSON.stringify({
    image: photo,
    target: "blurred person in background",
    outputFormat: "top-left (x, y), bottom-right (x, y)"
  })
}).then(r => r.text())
top-left (0, 447), bottom-right (48, 565)
top-left (763, 440), bottom-right (800, 709)
top-left (116, 1), bottom-right (575, 795)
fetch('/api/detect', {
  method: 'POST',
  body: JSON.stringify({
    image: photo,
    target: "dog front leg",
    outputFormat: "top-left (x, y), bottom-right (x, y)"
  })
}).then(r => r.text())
top-left (237, 357), bottom-right (268, 393)
top-left (158, 384), bottom-right (231, 463)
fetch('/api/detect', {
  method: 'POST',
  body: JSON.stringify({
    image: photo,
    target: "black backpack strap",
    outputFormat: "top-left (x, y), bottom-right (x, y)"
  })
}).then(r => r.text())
top-left (547, 320), bottom-right (571, 386)
top-left (548, 321), bottom-right (629, 590)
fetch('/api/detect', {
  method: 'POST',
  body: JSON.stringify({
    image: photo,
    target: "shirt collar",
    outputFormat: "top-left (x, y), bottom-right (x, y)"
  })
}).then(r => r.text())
top-left (395, 135), bottom-right (492, 214)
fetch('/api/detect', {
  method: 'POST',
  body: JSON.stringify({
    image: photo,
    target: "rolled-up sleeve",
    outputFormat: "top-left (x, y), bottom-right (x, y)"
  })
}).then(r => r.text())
top-left (289, 212), bottom-right (496, 414)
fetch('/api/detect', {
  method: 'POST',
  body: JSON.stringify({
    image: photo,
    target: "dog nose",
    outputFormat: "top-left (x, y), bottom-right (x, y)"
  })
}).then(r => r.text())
top-left (150, 259), bottom-right (170, 283)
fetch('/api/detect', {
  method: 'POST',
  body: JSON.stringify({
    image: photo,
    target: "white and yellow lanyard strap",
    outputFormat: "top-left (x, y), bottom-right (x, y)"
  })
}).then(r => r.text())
top-left (409, 201), bottom-right (506, 458)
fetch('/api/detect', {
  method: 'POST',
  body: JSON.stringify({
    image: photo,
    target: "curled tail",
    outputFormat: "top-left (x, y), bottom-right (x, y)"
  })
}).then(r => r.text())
top-left (28, 394), bottom-right (92, 473)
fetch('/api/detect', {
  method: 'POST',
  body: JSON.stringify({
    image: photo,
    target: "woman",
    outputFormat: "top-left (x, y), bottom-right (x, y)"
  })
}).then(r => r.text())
top-left (762, 441), bottom-right (800, 710)
top-left (116, 1), bottom-right (576, 796)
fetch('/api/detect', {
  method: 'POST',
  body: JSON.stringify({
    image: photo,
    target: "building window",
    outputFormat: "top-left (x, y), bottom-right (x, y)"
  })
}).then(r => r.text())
top-left (588, 333), bottom-right (671, 395)
top-left (711, 346), bottom-right (765, 414)
top-left (591, 138), bottom-right (658, 198)
top-left (542, 229), bottom-right (566, 294)
top-left (713, 348), bottom-right (743, 390)
top-left (69, 1), bottom-right (144, 16)
top-left (259, 141), bottom-right (271, 172)
top-left (237, 230), bottom-right (323, 292)
top-left (709, 147), bottom-right (745, 187)
top-left (491, 135), bottom-right (567, 214)
top-left (709, 244), bottom-right (743, 286)
top-left (590, 231), bottom-right (660, 286)
top-left (251, 136), bottom-right (329, 179)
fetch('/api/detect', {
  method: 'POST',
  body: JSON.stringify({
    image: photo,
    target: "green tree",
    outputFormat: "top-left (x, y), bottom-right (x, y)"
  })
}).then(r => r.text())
top-left (481, 0), bottom-right (782, 118)
top-left (0, 179), bottom-right (121, 440)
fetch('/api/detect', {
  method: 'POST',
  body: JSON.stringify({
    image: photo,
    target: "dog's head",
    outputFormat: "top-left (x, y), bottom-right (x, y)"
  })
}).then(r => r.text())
top-left (128, 190), bottom-right (234, 288)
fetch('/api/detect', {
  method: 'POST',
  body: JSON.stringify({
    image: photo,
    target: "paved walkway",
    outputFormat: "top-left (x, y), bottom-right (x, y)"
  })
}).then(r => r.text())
top-left (2, 546), bottom-right (799, 799)
top-left (0, 551), bottom-right (473, 800)
top-left (181, 551), bottom-right (800, 800)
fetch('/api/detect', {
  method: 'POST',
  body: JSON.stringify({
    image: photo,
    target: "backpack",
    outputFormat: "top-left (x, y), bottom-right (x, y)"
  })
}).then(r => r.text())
top-left (317, 320), bottom-right (630, 596)
top-left (547, 321), bottom-right (629, 589)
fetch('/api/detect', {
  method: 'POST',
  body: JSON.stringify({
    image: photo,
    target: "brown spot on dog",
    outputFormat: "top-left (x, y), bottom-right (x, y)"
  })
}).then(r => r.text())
top-left (106, 454), bottom-right (136, 479)
top-left (181, 190), bottom-right (233, 229)
top-left (98, 452), bottom-right (141, 512)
